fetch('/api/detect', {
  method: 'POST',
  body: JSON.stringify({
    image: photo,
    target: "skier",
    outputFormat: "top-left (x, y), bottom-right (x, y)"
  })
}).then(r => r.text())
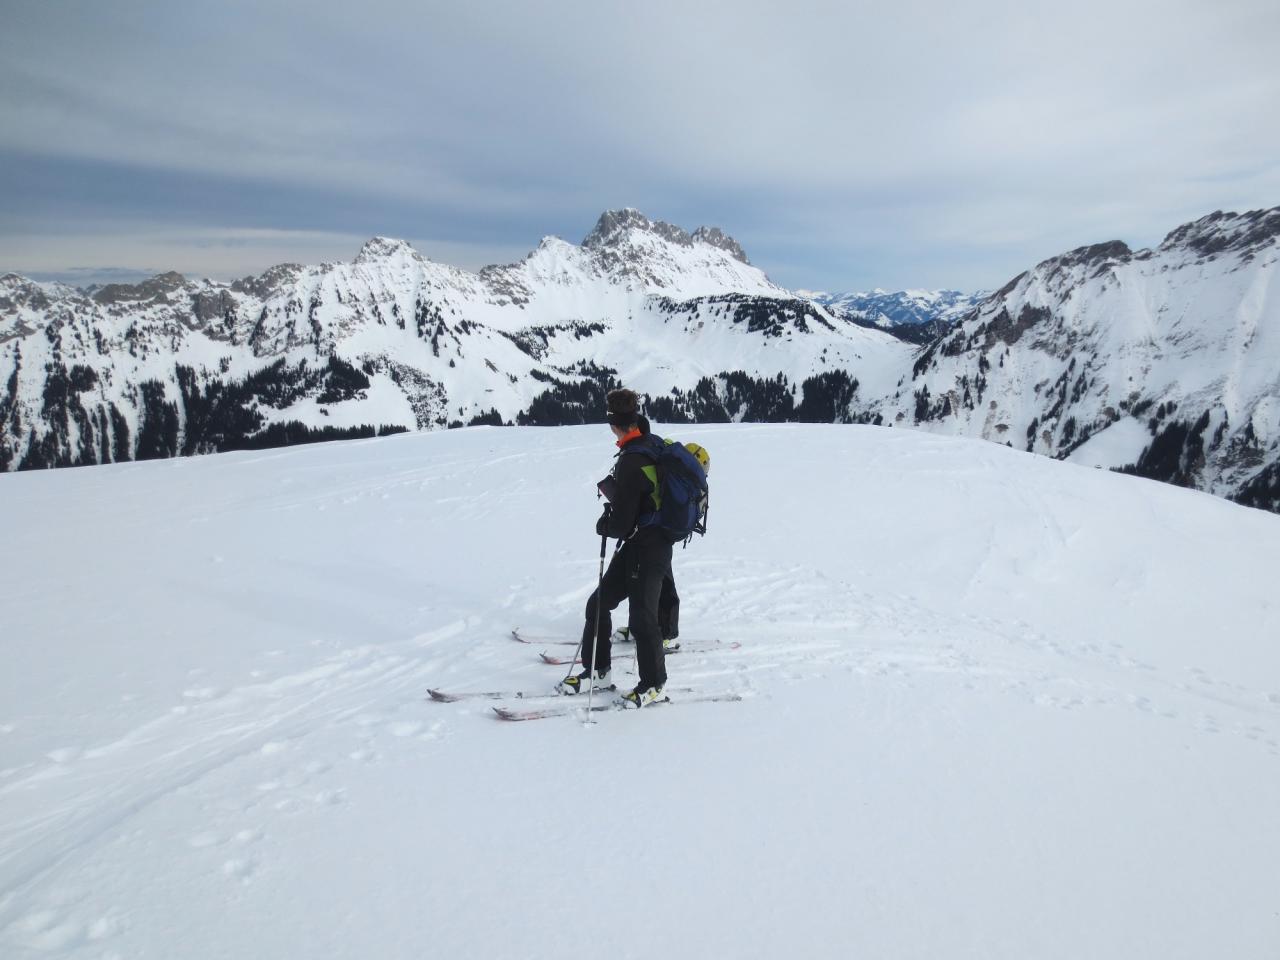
top-left (610, 441), bottom-right (709, 651)
top-left (557, 388), bottom-right (670, 707)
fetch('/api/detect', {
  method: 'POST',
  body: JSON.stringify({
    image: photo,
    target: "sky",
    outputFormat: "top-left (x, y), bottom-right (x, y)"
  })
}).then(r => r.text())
top-left (1, 0), bottom-right (1278, 293)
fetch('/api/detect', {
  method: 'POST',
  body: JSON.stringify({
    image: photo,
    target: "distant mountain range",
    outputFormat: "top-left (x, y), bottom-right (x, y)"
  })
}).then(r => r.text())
top-left (2, 205), bottom-right (1278, 513)
top-left (800, 288), bottom-right (985, 344)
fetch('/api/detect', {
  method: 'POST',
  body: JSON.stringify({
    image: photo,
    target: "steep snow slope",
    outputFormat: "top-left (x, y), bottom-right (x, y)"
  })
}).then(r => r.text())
top-left (1, 424), bottom-right (1278, 959)
top-left (880, 208), bottom-right (1280, 509)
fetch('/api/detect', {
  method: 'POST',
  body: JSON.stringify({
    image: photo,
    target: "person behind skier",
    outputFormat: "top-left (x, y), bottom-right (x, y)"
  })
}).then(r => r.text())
top-left (558, 388), bottom-right (670, 707)
top-left (612, 574), bottom-right (681, 650)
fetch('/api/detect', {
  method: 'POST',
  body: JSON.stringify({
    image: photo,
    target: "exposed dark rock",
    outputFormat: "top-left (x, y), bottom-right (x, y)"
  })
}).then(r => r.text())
top-left (691, 226), bottom-right (749, 264)
top-left (1159, 207), bottom-right (1280, 261)
top-left (230, 263), bottom-right (304, 299)
top-left (582, 209), bottom-right (694, 250)
top-left (92, 271), bottom-right (188, 306)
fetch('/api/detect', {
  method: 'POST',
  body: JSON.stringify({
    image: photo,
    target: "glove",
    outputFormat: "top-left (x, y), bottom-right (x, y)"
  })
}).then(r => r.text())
top-left (595, 511), bottom-right (611, 536)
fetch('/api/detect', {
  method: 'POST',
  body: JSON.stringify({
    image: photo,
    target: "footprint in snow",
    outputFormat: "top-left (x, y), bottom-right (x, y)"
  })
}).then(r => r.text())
top-left (388, 720), bottom-right (423, 738)
top-left (222, 858), bottom-right (256, 882)
top-left (190, 829), bottom-right (261, 850)
top-left (5, 907), bottom-right (119, 951)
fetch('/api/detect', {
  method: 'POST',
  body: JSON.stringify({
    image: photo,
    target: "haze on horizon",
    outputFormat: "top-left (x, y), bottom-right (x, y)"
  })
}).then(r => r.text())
top-left (1, 0), bottom-right (1278, 293)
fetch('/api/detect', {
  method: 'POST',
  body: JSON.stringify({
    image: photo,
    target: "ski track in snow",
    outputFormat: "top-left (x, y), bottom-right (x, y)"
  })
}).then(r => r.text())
top-left (0, 645), bottom-right (450, 951)
top-left (1, 423), bottom-right (1278, 958)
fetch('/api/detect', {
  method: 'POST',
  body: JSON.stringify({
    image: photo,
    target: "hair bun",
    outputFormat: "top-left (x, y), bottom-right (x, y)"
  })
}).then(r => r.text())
top-left (606, 388), bottom-right (639, 416)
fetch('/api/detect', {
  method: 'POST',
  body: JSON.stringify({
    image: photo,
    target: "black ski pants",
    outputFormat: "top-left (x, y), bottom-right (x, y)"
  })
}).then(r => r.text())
top-left (659, 573), bottom-right (679, 640)
top-left (581, 533), bottom-right (672, 689)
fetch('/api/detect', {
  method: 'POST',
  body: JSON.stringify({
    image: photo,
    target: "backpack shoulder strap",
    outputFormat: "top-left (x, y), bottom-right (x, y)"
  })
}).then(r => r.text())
top-left (624, 434), bottom-right (665, 462)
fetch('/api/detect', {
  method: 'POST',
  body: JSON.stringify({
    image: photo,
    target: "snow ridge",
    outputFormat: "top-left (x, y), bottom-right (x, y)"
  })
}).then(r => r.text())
top-left (877, 206), bottom-right (1280, 509)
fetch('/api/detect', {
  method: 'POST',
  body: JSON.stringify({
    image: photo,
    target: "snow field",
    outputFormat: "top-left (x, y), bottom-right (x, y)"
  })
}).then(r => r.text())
top-left (1, 423), bottom-right (1278, 958)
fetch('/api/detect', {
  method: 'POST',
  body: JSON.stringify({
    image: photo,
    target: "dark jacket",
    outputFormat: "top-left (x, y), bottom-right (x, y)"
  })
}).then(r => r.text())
top-left (601, 432), bottom-right (662, 541)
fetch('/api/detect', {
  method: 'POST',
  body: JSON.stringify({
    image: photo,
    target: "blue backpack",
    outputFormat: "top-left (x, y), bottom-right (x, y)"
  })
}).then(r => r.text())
top-left (634, 435), bottom-right (710, 545)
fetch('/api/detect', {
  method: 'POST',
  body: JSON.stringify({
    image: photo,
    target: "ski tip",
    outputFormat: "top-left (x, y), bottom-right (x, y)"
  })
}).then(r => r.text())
top-left (427, 688), bottom-right (458, 703)
top-left (493, 706), bottom-right (546, 721)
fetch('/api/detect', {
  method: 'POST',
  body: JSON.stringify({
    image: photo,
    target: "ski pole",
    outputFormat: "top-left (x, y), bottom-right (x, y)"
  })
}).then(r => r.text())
top-left (585, 505), bottom-right (611, 720)
top-left (561, 506), bottom-right (612, 684)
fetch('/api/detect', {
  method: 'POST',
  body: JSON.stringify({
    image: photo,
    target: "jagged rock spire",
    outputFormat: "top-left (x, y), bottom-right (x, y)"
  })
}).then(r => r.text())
top-left (582, 209), bottom-right (750, 263)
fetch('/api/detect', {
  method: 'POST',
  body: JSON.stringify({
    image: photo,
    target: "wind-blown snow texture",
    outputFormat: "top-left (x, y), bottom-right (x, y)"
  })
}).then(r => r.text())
top-left (3, 205), bottom-right (1279, 512)
top-left (1, 424), bottom-right (1278, 959)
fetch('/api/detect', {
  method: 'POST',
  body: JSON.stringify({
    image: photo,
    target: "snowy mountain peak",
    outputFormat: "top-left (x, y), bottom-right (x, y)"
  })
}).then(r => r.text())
top-left (1158, 206), bottom-right (1280, 262)
top-left (581, 209), bottom-right (749, 263)
top-left (565, 209), bottom-right (771, 294)
top-left (691, 225), bottom-right (749, 264)
top-left (229, 262), bottom-right (305, 300)
top-left (354, 236), bottom-right (424, 264)
top-left (91, 271), bottom-right (191, 306)
top-left (1029, 240), bottom-right (1133, 288)
top-left (581, 208), bottom-right (683, 249)
top-left (0, 274), bottom-right (75, 312)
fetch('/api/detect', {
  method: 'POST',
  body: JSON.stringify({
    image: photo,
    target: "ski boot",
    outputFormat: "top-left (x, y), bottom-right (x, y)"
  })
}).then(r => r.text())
top-left (619, 684), bottom-right (666, 709)
top-left (556, 668), bottom-right (612, 696)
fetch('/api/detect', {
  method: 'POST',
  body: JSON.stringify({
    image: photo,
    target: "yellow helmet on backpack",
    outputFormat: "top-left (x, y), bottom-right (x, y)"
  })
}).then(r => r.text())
top-left (684, 442), bottom-right (711, 477)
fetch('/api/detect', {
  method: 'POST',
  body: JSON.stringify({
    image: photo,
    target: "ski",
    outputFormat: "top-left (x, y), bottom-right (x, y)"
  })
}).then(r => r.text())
top-left (493, 692), bottom-right (743, 722)
top-left (537, 640), bottom-right (739, 666)
top-left (511, 629), bottom-right (709, 650)
top-left (511, 629), bottom-right (575, 646)
top-left (427, 687), bottom-right (592, 703)
top-left (540, 650), bottom-right (619, 666)
top-left (494, 702), bottom-right (614, 721)
top-left (431, 683), bottom-right (691, 703)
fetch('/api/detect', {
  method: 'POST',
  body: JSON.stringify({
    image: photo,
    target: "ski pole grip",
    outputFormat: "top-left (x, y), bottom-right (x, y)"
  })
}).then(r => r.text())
top-left (598, 504), bottom-right (611, 557)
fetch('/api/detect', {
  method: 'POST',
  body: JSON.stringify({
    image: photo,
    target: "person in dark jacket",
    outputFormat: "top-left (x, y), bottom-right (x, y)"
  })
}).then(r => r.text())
top-left (557, 388), bottom-right (671, 707)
